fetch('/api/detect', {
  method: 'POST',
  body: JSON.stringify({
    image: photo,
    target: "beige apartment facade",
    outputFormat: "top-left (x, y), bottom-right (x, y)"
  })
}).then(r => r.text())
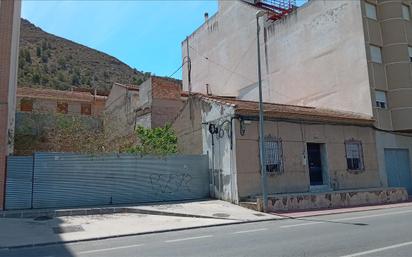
top-left (0, 0), bottom-right (21, 210)
top-left (182, 0), bottom-right (412, 195)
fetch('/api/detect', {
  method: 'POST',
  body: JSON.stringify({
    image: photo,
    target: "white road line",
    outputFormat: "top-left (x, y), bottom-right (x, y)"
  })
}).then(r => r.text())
top-left (339, 241), bottom-right (412, 257)
top-left (78, 244), bottom-right (143, 254)
top-left (232, 228), bottom-right (268, 234)
top-left (333, 210), bottom-right (412, 222)
top-left (165, 235), bottom-right (213, 243)
top-left (280, 209), bottom-right (412, 228)
top-left (280, 222), bottom-right (323, 228)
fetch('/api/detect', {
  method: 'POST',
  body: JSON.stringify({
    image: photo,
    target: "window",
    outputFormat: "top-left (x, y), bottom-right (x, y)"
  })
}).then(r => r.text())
top-left (57, 102), bottom-right (68, 114)
top-left (408, 46), bottom-right (412, 62)
top-left (264, 135), bottom-right (283, 173)
top-left (375, 90), bottom-right (387, 109)
top-left (370, 45), bottom-right (382, 63)
top-left (402, 4), bottom-right (410, 20)
top-left (20, 98), bottom-right (33, 112)
top-left (81, 103), bottom-right (91, 115)
top-left (345, 141), bottom-right (364, 171)
top-left (365, 2), bottom-right (377, 20)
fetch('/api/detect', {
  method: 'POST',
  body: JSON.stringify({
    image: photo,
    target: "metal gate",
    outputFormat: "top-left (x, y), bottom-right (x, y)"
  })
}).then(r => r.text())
top-left (5, 153), bottom-right (209, 209)
top-left (5, 156), bottom-right (33, 209)
top-left (385, 149), bottom-right (412, 195)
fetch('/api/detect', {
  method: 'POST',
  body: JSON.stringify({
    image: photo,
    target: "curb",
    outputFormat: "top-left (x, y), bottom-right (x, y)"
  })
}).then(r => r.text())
top-left (0, 217), bottom-right (281, 250)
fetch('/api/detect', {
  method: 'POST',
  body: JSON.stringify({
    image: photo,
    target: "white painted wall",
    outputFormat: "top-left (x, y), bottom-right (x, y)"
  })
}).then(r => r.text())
top-left (183, 0), bottom-right (372, 116)
top-left (201, 100), bottom-right (237, 202)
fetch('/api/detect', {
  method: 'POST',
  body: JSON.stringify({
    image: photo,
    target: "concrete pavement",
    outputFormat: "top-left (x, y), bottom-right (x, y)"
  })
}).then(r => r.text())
top-left (3, 204), bottom-right (412, 257)
top-left (0, 200), bottom-right (279, 249)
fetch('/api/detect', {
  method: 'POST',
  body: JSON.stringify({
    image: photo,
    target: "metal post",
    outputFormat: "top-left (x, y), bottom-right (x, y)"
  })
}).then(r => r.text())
top-left (256, 11), bottom-right (268, 212)
top-left (186, 36), bottom-right (193, 120)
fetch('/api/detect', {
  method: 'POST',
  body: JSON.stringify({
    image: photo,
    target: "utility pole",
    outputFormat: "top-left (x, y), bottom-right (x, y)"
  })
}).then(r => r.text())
top-left (256, 10), bottom-right (268, 212)
top-left (186, 36), bottom-right (193, 120)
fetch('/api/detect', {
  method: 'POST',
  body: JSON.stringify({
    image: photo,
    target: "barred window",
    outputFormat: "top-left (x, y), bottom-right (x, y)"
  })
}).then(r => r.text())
top-left (345, 141), bottom-right (364, 171)
top-left (264, 135), bottom-right (283, 173)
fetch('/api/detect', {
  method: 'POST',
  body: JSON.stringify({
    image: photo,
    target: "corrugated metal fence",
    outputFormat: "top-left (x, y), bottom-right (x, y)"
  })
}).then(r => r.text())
top-left (5, 156), bottom-right (34, 209)
top-left (5, 153), bottom-right (209, 210)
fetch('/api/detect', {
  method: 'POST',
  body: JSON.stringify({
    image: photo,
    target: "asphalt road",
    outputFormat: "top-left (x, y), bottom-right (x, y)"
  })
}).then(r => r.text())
top-left (3, 205), bottom-right (412, 257)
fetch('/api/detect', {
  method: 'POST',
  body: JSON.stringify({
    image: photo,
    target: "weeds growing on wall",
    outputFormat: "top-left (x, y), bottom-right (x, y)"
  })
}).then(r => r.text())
top-left (124, 124), bottom-right (178, 155)
top-left (14, 112), bottom-right (178, 155)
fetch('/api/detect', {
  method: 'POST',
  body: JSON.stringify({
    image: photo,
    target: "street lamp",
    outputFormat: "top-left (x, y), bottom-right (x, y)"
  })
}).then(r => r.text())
top-left (256, 10), bottom-right (268, 212)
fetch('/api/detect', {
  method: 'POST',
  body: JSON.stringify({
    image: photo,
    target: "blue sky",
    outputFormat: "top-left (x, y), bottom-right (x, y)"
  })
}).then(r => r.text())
top-left (22, 0), bottom-right (219, 79)
top-left (22, 1), bottom-right (307, 79)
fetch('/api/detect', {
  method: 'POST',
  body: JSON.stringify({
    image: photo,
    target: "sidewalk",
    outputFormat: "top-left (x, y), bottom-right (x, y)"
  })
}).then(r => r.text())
top-left (0, 200), bottom-right (280, 249)
top-left (2, 200), bottom-right (411, 249)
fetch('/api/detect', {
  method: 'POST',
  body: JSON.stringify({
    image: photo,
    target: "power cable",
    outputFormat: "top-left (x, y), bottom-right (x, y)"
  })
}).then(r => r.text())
top-left (168, 58), bottom-right (189, 78)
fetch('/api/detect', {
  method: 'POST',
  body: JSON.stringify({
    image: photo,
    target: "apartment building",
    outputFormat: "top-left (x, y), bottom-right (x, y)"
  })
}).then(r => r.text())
top-left (0, 0), bottom-right (21, 210)
top-left (182, 0), bottom-right (412, 194)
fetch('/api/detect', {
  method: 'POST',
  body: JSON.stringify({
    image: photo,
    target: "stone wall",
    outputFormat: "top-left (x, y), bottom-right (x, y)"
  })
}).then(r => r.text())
top-left (256, 187), bottom-right (408, 212)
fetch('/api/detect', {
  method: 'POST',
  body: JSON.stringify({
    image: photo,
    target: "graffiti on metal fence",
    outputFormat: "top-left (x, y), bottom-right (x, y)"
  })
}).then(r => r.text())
top-left (149, 172), bottom-right (192, 194)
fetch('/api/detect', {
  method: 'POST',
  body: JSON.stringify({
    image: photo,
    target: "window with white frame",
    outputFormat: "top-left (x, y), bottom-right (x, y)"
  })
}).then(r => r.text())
top-left (345, 141), bottom-right (364, 171)
top-left (370, 45), bottom-right (382, 63)
top-left (408, 46), bottom-right (412, 62)
top-left (375, 90), bottom-right (387, 109)
top-left (264, 135), bottom-right (283, 173)
top-left (402, 4), bottom-right (410, 20)
top-left (365, 2), bottom-right (377, 20)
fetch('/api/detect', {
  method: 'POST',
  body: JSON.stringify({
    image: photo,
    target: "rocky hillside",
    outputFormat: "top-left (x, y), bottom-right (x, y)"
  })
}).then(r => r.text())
top-left (18, 19), bottom-right (150, 94)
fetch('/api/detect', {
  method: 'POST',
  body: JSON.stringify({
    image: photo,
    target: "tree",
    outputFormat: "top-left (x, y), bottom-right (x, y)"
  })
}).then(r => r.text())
top-left (125, 125), bottom-right (178, 155)
top-left (32, 73), bottom-right (41, 84)
top-left (42, 40), bottom-right (48, 51)
top-left (36, 46), bottom-right (42, 57)
top-left (57, 71), bottom-right (66, 82)
top-left (71, 74), bottom-right (80, 85)
top-left (41, 52), bottom-right (48, 63)
top-left (103, 71), bottom-right (110, 80)
top-left (58, 57), bottom-right (66, 69)
top-left (24, 49), bottom-right (31, 63)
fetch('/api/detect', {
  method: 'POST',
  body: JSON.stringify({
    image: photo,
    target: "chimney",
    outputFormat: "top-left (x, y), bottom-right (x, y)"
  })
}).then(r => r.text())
top-left (206, 84), bottom-right (212, 96)
top-left (204, 12), bottom-right (209, 22)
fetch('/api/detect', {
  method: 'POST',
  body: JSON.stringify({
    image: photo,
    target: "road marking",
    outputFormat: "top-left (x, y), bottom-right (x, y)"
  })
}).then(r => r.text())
top-left (165, 235), bottom-right (213, 243)
top-left (232, 228), bottom-right (268, 234)
top-left (333, 210), bottom-right (412, 222)
top-left (339, 241), bottom-right (412, 257)
top-left (280, 222), bottom-right (323, 228)
top-left (280, 209), bottom-right (412, 228)
top-left (78, 244), bottom-right (143, 254)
